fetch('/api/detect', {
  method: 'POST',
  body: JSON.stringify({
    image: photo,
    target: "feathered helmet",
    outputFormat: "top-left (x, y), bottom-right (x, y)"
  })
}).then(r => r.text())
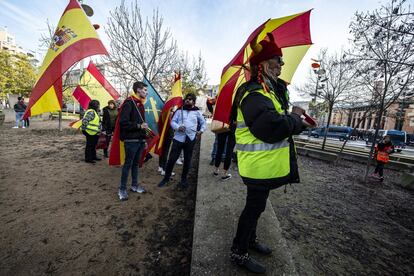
top-left (249, 32), bottom-right (283, 65)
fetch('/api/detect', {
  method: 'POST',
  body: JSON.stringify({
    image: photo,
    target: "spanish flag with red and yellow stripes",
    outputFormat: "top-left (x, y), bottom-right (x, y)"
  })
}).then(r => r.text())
top-left (154, 73), bottom-right (183, 155)
top-left (72, 61), bottom-right (120, 109)
top-left (23, 0), bottom-right (107, 119)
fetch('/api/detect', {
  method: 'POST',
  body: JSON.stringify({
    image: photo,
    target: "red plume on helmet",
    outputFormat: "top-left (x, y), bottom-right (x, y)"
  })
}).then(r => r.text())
top-left (249, 32), bottom-right (283, 65)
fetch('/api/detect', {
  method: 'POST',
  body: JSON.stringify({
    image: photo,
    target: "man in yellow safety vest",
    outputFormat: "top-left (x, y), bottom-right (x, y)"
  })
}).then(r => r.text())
top-left (230, 33), bottom-right (311, 274)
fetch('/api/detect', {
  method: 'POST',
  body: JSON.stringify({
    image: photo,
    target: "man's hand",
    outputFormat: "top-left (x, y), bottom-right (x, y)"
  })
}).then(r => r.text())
top-left (178, 125), bottom-right (186, 132)
top-left (196, 131), bottom-right (203, 139)
top-left (141, 122), bottom-right (149, 129)
top-left (291, 106), bottom-right (305, 116)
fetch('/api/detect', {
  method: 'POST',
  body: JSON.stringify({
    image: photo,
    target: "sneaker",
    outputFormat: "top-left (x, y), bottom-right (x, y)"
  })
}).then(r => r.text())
top-left (379, 177), bottom-right (384, 182)
top-left (221, 173), bottom-right (232, 181)
top-left (176, 159), bottom-right (183, 165)
top-left (160, 170), bottom-right (175, 176)
top-left (85, 160), bottom-right (96, 164)
top-left (158, 179), bottom-right (169, 188)
top-left (93, 157), bottom-right (102, 161)
top-left (370, 173), bottom-right (379, 179)
top-left (22, 126), bottom-right (26, 129)
top-left (12, 126), bottom-right (18, 129)
top-left (131, 185), bottom-right (146, 193)
top-left (118, 189), bottom-right (128, 201)
top-left (213, 170), bottom-right (219, 176)
top-left (230, 251), bottom-right (266, 274)
top-left (157, 167), bottom-right (163, 173)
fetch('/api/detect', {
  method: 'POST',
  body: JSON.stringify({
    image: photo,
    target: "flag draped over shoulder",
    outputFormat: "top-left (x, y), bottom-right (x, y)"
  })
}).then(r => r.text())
top-left (154, 73), bottom-right (183, 155)
top-left (142, 77), bottom-right (164, 134)
top-left (109, 94), bottom-right (159, 167)
top-left (109, 95), bottom-right (140, 166)
top-left (23, 0), bottom-right (108, 119)
top-left (72, 61), bottom-right (120, 109)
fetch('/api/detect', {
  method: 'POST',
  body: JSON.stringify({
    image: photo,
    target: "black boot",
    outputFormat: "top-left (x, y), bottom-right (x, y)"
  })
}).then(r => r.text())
top-left (230, 248), bottom-right (266, 274)
top-left (249, 239), bottom-right (272, 255)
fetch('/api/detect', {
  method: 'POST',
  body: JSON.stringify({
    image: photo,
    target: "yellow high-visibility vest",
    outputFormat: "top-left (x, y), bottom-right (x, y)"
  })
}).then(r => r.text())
top-left (82, 109), bottom-right (100, 135)
top-left (235, 88), bottom-right (290, 181)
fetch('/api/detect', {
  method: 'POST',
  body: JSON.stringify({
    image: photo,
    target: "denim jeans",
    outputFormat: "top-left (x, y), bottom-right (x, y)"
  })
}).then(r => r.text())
top-left (119, 141), bottom-right (145, 191)
top-left (15, 112), bottom-right (24, 127)
top-left (211, 134), bottom-right (227, 160)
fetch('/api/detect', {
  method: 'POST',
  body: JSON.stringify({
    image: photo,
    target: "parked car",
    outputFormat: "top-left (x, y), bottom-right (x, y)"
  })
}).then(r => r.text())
top-left (310, 126), bottom-right (353, 141)
top-left (406, 134), bottom-right (414, 146)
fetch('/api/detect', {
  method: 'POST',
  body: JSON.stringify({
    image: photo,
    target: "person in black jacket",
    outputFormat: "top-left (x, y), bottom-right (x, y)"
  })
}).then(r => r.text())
top-left (13, 97), bottom-right (27, 128)
top-left (230, 33), bottom-right (311, 274)
top-left (117, 81), bottom-right (149, 201)
top-left (102, 100), bottom-right (118, 158)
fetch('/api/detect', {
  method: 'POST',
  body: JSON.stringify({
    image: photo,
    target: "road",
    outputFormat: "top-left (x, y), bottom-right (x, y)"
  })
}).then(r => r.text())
top-left (297, 134), bottom-right (414, 158)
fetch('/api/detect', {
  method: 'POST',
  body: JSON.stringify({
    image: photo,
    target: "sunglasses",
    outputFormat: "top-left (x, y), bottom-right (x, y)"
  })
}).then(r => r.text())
top-left (274, 56), bottom-right (284, 64)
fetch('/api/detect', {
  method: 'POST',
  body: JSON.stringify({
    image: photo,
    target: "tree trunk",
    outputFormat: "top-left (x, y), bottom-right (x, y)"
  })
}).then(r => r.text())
top-left (321, 104), bottom-right (334, 150)
top-left (58, 111), bottom-right (62, 132)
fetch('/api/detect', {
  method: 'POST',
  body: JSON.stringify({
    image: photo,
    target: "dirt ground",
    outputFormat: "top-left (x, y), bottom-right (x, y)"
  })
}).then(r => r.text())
top-left (270, 156), bottom-right (414, 275)
top-left (0, 120), bottom-right (198, 276)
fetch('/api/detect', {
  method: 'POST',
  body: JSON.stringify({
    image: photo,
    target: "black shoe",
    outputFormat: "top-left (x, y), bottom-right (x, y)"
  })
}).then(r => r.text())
top-left (179, 180), bottom-right (189, 189)
top-left (144, 153), bottom-right (153, 163)
top-left (85, 160), bottom-right (96, 164)
top-left (94, 157), bottom-right (102, 161)
top-left (158, 179), bottom-right (169, 188)
top-left (230, 251), bottom-right (266, 274)
top-left (249, 240), bottom-right (272, 255)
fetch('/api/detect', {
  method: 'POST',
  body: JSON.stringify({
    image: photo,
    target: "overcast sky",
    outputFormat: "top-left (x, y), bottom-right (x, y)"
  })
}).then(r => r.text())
top-left (0, 0), bottom-right (384, 99)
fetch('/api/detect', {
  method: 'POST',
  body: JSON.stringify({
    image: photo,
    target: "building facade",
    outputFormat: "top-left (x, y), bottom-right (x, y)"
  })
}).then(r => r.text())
top-left (330, 97), bottom-right (414, 134)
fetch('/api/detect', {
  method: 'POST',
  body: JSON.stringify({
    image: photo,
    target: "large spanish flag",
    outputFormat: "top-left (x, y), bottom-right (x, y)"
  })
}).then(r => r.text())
top-left (72, 61), bottom-right (120, 109)
top-left (23, 0), bottom-right (108, 119)
top-left (154, 73), bottom-right (183, 155)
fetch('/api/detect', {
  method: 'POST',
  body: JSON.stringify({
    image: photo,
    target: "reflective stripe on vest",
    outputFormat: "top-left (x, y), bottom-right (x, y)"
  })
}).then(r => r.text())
top-left (235, 87), bottom-right (290, 180)
top-left (83, 109), bottom-right (100, 135)
top-left (236, 140), bottom-right (289, 152)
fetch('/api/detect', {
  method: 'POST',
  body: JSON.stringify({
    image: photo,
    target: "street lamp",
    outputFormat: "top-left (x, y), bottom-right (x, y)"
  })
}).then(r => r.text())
top-left (310, 61), bottom-right (327, 118)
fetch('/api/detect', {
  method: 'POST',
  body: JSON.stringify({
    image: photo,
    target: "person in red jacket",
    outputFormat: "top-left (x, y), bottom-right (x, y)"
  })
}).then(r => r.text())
top-left (372, 135), bottom-right (394, 182)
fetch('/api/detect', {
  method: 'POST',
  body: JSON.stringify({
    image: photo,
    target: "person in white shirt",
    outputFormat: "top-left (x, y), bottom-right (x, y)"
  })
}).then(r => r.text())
top-left (158, 93), bottom-right (206, 189)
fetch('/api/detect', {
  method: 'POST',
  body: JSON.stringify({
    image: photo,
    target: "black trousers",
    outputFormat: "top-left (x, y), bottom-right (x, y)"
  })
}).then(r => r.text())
top-left (158, 131), bottom-right (174, 170)
top-left (232, 186), bottom-right (270, 254)
top-left (103, 134), bottom-right (112, 156)
top-left (214, 131), bottom-right (236, 170)
top-left (164, 137), bottom-right (196, 182)
top-left (82, 130), bottom-right (99, 161)
top-left (374, 161), bottom-right (385, 177)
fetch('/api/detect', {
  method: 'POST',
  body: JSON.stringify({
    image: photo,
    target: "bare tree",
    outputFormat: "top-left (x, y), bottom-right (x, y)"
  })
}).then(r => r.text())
top-left (104, 0), bottom-right (178, 94)
top-left (176, 51), bottom-right (208, 95)
top-left (298, 48), bottom-right (359, 150)
top-left (348, 0), bottom-right (414, 181)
